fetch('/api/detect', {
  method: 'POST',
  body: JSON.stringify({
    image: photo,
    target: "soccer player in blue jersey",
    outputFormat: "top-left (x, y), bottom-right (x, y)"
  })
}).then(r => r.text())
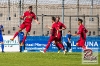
top-left (18, 31), bottom-right (24, 52)
top-left (65, 30), bottom-right (72, 52)
top-left (0, 25), bottom-right (4, 52)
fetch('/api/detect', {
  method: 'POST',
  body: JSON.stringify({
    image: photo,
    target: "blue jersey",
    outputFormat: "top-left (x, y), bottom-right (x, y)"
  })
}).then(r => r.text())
top-left (0, 25), bottom-right (4, 42)
top-left (18, 32), bottom-right (24, 42)
top-left (0, 25), bottom-right (3, 35)
top-left (65, 34), bottom-right (72, 42)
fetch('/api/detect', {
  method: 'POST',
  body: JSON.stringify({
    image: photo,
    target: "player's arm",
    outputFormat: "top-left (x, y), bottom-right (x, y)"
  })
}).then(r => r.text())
top-left (20, 12), bottom-right (26, 20)
top-left (2, 28), bottom-right (4, 32)
top-left (34, 19), bottom-right (40, 24)
top-left (72, 31), bottom-right (81, 36)
top-left (73, 27), bottom-right (82, 36)
top-left (85, 28), bottom-right (88, 33)
top-left (33, 13), bottom-right (40, 24)
top-left (20, 16), bottom-right (24, 20)
top-left (45, 25), bottom-right (52, 29)
top-left (59, 23), bottom-right (66, 31)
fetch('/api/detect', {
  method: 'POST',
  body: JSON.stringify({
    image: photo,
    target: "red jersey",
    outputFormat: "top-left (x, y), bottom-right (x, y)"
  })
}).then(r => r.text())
top-left (23, 11), bottom-right (36, 23)
top-left (55, 22), bottom-right (66, 35)
top-left (77, 24), bottom-right (88, 40)
top-left (50, 23), bottom-right (57, 37)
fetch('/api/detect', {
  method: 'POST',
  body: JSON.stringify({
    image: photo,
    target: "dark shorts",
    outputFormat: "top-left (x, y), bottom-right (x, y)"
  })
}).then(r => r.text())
top-left (0, 35), bottom-right (3, 42)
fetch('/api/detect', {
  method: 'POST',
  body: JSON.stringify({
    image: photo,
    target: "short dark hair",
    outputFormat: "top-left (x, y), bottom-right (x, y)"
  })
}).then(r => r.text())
top-left (78, 18), bottom-right (83, 23)
top-left (29, 6), bottom-right (32, 9)
top-left (68, 30), bottom-right (71, 33)
top-left (56, 16), bottom-right (60, 19)
top-left (52, 16), bottom-right (56, 22)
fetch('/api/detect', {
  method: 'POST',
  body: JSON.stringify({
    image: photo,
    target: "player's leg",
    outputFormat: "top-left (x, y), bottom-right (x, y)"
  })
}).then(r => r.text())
top-left (43, 36), bottom-right (54, 52)
top-left (20, 31), bottom-right (28, 52)
top-left (0, 42), bottom-right (4, 52)
top-left (76, 39), bottom-right (91, 53)
top-left (66, 42), bottom-right (69, 52)
top-left (58, 41), bottom-right (66, 54)
top-left (81, 40), bottom-right (92, 53)
top-left (0, 36), bottom-right (4, 52)
top-left (57, 41), bottom-right (65, 50)
top-left (56, 40), bottom-right (66, 54)
top-left (54, 38), bottom-right (61, 53)
top-left (59, 34), bottom-right (65, 50)
top-left (68, 42), bottom-right (72, 52)
top-left (10, 23), bottom-right (25, 41)
top-left (56, 35), bottom-right (66, 54)
top-left (57, 35), bottom-right (65, 50)
top-left (20, 31), bottom-right (28, 46)
top-left (19, 41), bottom-right (22, 52)
top-left (76, 40), bottom-right (86, 50)
top-left (54, 40), bottom-right (61, 53)
top-left (20, 24), bottom-right (31, 46)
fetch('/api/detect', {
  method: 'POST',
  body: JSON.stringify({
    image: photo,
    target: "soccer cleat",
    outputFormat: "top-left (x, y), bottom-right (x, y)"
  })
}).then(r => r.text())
top-left (2, 51), bottom-right (5, 53)
top-left (23, 50), bottom-right (27, 52)
top-left (63, 50), bottom-right (66, 54)
top-left (57, 50), bottom-right (60, 53)
top-left (69, 49), bottom-right (72, 53)
top-left (10, 38), bottom-right (14, 41)
top-left (40, 50), bottom-right (45, 53)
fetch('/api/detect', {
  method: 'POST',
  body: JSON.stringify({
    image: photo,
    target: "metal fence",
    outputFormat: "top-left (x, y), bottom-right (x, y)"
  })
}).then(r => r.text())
top-left (0, 0), bottom-right (100, 36)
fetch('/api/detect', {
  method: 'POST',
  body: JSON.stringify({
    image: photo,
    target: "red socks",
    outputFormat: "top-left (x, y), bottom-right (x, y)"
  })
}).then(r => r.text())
top-left (57, 43), bottom-right (65, 50)
top-left (22, 36), bottom-right (27, 44)
top-left (13, 32), bottom-right (19, 39)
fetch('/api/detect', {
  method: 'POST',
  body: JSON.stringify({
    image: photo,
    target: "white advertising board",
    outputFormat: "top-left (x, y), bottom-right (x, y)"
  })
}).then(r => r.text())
top-left (0, 35), bottom-right (20, 52)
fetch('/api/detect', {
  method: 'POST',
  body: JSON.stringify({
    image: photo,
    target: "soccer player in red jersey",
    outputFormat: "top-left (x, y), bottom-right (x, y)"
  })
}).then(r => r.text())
top-left (10, 6), bottom-right (40, 46)
top-left (73, 19), bottom-right (88, 50)
top-left (55, 16), bottom-right (66, 54)
top-left (41, 16), bottom-right (61, 53)
top-left (73, 19), bottom-right (93, 53)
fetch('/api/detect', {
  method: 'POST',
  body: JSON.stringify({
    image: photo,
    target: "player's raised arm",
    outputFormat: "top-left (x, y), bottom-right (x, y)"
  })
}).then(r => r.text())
top-left (20, 16), bottom-right (24, 20)
top-left (61, 23), bottom-right (67, 30)
top-left (34, 19), bottom-right (40, 24)
top-left (20, 11), bottom-right (26, 20)
top-left (45, 25), bottom-right (52, 29)
top-left (59, 27), bottom-right (66, 31)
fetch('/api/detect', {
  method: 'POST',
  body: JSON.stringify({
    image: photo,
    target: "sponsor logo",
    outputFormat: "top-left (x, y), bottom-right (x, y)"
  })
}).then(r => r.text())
top-left (82, 48), bottom-right (98, 64)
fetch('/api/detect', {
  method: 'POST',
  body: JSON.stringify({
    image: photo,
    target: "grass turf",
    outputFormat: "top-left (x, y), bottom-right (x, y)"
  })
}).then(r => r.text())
top-left (0, 52), bottom-right (99, 66)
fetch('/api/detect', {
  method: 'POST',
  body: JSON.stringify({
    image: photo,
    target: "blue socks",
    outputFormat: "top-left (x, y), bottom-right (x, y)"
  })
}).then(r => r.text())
top-left (22, 46), bottom-right (24, 52)
top-left (1, 44), bottom-right (4, 52)
top-left (20, 46), bottom-right (24, 52)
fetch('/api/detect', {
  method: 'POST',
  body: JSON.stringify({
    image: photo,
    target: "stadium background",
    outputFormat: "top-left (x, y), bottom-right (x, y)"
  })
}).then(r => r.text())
top-left (0, 0), bottom-right (99, 66)
top-left (0, 0), bottom-right (100, 36)
top-left (0, 0), bottom-right (100, 52)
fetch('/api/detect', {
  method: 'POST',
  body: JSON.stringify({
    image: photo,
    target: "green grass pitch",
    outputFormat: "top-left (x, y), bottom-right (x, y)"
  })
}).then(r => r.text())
top-left (0, 52), bottom-right (99, 66)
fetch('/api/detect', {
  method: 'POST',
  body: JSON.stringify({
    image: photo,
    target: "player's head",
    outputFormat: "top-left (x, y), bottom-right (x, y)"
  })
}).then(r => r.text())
top-left (56, 16), bottom-right (60, 22)
top-left (78, 18), bottom-right (83, 25)
top-left (28, 6), bottom-right (32, 12)
top-left (68, 30), bottom-right (71, 34)
top-left (52, 16), bottom-right (56, 23)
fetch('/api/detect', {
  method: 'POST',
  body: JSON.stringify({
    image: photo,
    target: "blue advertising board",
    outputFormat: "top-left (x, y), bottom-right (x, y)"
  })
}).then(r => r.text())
top-left (25, 36), bottom-right (100, 52)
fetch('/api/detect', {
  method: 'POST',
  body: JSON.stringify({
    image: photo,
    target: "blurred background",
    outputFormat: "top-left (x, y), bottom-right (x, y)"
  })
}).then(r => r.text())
top-left (0, 0), bottom-right (100, 36)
